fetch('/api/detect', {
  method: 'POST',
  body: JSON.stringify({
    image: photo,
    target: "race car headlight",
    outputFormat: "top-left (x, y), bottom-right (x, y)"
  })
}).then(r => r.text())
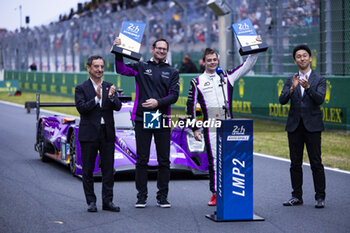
top-left (186, 131), bottom-right (205, 153)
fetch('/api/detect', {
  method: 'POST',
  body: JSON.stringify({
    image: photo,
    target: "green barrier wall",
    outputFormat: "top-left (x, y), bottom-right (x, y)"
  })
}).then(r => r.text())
top-left (0, 80), bottom-right (19, 93)
top-left (4, 70), bottom-right (350, 131)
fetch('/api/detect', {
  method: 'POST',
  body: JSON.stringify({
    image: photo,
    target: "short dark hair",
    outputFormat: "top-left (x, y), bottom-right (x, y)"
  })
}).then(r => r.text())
top-left (202, 48), bottom-right (218, 61)
top-left (293, 45), bottom-right (312, 60)
top-left (87, 55), bottom-right (104, 67)
top-left (152, 38), bottom-right (169, 51)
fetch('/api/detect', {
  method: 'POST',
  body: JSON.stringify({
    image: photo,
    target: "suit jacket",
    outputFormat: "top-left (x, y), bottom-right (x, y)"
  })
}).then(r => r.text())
top-left (75, 79), bottom-right (122, 142)
top-left (279, 71), bottom-right (326, 132)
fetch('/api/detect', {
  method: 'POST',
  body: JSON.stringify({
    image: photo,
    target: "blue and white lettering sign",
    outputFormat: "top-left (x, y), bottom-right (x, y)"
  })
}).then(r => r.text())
top-left (232, 18), bottom-right (268, 56)
top-left (111, 21), bottom-right (146, 61)
top-left (206, 119), bottom-right (264, 222)
top-left (120, 21), bottom-right (146, 49)
top-left (216, 119), bottom-right (254, 220)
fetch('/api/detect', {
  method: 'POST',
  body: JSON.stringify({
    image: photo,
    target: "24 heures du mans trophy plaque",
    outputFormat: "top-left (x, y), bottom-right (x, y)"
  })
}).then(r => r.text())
top-left (232, 18), bottom-right (268, 56)
top-left (111, 21), bottom-right (146, 61)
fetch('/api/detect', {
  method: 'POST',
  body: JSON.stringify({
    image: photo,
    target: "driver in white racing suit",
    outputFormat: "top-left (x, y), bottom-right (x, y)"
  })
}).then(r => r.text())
top-left (186, 40), bottom-right (260, 206)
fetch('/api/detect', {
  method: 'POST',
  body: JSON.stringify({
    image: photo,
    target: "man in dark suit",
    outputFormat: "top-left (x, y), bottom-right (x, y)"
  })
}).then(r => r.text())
top-left (279, 45), bottom-right (326, 208)
top-left (75, 55), bottom-right (122, 212)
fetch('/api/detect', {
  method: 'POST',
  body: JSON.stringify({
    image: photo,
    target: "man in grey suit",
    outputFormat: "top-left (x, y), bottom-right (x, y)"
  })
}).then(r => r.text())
top-left (279, 44), bottom-right (326, 208)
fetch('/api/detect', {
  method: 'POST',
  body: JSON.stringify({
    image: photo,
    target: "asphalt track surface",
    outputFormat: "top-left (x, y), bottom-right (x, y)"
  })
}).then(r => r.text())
top-left (0, 101), bottom-right (349, 233)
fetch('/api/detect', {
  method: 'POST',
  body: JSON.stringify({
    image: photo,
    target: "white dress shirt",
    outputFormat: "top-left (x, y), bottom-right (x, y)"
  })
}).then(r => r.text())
top-left (90, 78), bottom-right (105, 124)
top-left (299, 69), bottom-right (312, 97)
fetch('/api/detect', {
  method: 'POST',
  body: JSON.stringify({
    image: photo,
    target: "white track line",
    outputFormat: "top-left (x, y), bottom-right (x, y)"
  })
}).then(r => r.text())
top-left (254, 152), bottom-right (350, 175)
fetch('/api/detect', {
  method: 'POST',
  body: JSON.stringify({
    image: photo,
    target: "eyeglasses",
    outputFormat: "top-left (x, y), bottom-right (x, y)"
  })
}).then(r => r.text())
top-left (155, 47), bottom-right (168, 51)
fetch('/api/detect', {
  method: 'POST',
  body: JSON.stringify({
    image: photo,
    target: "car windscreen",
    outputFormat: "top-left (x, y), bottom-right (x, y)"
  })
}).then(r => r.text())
top-left (114, 111), bottom-right (134, 129)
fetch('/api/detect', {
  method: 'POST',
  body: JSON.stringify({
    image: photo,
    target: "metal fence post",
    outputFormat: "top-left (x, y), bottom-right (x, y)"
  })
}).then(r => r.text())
top-left (138, 6), bottom-right (150, 60)
top-left (325, 0), bottom-right (332, 75)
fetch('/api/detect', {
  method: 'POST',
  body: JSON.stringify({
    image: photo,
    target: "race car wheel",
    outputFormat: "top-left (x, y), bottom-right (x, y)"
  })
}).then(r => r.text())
top-left (69, 132), bottom-right (77, 175)
top-left (38, 122), bottom-right (49, 162)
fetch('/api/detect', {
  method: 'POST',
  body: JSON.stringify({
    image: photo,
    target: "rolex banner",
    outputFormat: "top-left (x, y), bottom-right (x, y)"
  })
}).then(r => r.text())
top-left (232, 18), bottom-right (268, 56)
top-left (0, 80), bottom-right (19, 93)
top-left (111, 21), bottom-right (146, 61)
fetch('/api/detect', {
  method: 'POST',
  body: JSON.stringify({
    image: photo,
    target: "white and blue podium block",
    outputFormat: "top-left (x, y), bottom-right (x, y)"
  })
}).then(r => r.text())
top-left (206, 119), bottom-right (264, 222)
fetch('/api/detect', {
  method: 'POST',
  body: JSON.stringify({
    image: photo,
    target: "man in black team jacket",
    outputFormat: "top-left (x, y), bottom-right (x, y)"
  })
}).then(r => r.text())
top-left (279, 45), bottom-right (326, 208)
top-left (75, 55), bottom-right (122, 212)
top-left (113, 37), bottom-right (179, 208)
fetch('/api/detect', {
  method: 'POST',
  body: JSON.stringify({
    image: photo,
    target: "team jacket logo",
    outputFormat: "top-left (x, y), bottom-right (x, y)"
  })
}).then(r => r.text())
top-left (144, 69), bottom-right (152, 76)
top-left (161, 71), bottom-right (170, 79)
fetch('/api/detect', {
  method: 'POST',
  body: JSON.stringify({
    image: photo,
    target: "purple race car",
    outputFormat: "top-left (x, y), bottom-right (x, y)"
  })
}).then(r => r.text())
top-left (34, 97), bottom-right (208, 177)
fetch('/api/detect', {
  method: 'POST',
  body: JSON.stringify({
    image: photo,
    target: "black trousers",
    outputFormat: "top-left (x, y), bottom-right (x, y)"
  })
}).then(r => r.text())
top-left (134, 121), bottom-right (171, 201)
top-left (80, 125), bottom-right (115, 205)
top-left (203, 127), bottom-right (215, 194)
top-left (287, 120), bottom-right (326, 200)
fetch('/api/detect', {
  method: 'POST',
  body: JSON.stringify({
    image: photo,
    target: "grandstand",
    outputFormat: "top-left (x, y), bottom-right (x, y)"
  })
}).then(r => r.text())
top-left (1, 0), bottom-right (350, 130)
top-left (0, 0), bottom-right (349, 75)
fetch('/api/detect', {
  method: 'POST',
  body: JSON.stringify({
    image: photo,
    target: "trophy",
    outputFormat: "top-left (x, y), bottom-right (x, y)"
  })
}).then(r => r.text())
top-left (232, 18), bottom-right (268, 56)
top-left (111, 21), bottom-right (146, 61)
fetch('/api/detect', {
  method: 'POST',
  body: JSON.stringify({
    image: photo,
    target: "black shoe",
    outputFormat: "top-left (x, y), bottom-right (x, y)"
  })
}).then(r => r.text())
top-left (283, 197), bottom-right (303, 206)
top-left (87, 202), bottom-right (97, 212)
top-left (102, 202), bottom-right (120, 212)
top-left (157, 199), bottom-right (171, 208)
top-left (315, 199), bottom-right (325, 208)
top-left (135, 199), bottom-right (147, 208)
